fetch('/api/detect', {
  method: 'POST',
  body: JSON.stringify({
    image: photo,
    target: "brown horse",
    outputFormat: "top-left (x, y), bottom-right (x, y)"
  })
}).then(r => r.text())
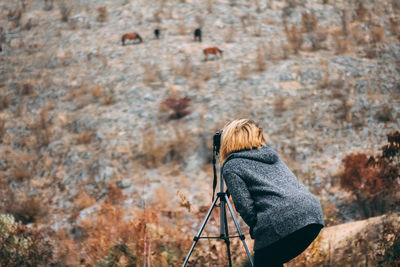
top-left (121, 33), bottom-right (143, 45)
top-left (203, 47), bottom-right (223, 61)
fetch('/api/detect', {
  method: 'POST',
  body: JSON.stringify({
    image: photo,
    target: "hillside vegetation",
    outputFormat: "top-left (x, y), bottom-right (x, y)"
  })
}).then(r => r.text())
top-left (0, 0), bottom-right (399, 265)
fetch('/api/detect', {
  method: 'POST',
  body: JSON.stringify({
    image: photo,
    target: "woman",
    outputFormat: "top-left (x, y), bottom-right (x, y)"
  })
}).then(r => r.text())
top-left (220, 119), bottom-right (324, 267)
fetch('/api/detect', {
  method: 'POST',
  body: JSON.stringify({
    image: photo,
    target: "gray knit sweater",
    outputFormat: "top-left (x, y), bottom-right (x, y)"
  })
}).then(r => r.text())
top-left (221, 146), bottom-right (324, 250)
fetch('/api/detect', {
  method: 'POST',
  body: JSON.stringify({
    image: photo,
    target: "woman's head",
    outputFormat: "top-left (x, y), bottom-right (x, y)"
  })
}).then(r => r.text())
top-left (220, 119), bottom-right (266, 163)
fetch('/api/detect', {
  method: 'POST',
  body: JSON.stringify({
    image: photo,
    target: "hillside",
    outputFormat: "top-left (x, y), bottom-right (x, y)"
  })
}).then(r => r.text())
top-left (0, 0), bottom-right (399, 265)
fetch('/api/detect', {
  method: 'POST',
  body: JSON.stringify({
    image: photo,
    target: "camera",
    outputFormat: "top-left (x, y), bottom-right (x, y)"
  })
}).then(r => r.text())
top-left (213, 130), bottom-right (223, 155)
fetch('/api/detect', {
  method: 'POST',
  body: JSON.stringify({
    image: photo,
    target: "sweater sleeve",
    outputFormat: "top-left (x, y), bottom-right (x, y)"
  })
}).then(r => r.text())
top-left (223, 171), bottom-right (257, 229)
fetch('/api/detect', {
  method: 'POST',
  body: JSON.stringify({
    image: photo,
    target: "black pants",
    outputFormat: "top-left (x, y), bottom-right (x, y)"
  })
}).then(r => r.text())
top-left (254, 224), bottom-right (323, 267)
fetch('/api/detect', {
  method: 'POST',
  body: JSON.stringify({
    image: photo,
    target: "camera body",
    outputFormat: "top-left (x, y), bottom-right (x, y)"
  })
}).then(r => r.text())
top-left (213, 130), bottom-right (223, 155)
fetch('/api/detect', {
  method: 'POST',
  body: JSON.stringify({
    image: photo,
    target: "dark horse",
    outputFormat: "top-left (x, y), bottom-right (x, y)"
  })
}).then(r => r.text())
top-left (194, 28), bottom-right (202, 42)
top-left (154, 28), bottom-right (160, 39)
top-left (121, 33), bottom-right (143, 45)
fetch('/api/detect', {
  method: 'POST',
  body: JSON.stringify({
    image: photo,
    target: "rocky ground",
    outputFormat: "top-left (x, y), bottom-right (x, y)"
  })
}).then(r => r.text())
top-left (0, 0), bottom-right (399, 265)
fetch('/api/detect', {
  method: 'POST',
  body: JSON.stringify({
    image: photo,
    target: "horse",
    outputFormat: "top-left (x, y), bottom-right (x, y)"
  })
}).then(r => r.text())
top-left (154, 28), bottom-right (160, 39)
top-left (194, 28), bottom-right (202, 42)
top-left (121, 33), bottom-right (143, 45)
top-left (203, 47), bottom-right (223, 61)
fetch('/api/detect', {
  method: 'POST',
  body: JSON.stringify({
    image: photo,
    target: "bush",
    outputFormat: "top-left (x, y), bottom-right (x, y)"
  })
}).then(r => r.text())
top-left (340, 132), bottom-right (400, 218)
top-left (0, 214), bottom-right (54, 266)
top-left (79, 204), bottom-right (193, 266)
top-left (161, 96), bottom-right (191, 119)
top-left (59, 1), bottom-right (71, 22)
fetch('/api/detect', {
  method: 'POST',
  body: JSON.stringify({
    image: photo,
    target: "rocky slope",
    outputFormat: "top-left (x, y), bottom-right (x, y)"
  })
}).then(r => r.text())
top-left (0, 0), bottom-right (399, 264)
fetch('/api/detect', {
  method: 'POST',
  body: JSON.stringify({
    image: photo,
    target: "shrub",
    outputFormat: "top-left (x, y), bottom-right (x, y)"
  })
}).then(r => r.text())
top-left (79, 204), bottom-right (193, 266)
top-left (4, 195), bottom-right (45, 224)
top-left (0, 119), bottom-right (5, 142)
top-left (283, 20), bottom-right (303, 54)
top-left (301, 11), bottom-right (318, 33)
top-left (339, 132), bottom-right (400, 218)
top-left (97, 7), bottom-right (108, 23)
top-left (59, 1), bottom-right (71, 22)
top-left (255, 43), bottom-right (267, 72)
top-left (44, 0), bottom-right (54, 11)
top-left (161, 96), bottom-right (191, 119)
top-left (0, 214), bottom-right (54, 266)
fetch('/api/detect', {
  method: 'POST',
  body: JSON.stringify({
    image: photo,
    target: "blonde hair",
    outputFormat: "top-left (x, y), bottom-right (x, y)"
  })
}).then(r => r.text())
top-left (220, 119), bottom-right (266, 163)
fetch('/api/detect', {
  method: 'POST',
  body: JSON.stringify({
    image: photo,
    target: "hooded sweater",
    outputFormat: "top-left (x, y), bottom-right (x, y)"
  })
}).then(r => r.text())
top-left (221, 146), bottom-right (324, 250)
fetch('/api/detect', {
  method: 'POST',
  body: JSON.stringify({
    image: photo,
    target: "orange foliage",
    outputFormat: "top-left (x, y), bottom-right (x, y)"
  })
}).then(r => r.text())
top-left (78, 203), bottom-right (193, 266)
top-left (340, 131), bottom-right (400, 218)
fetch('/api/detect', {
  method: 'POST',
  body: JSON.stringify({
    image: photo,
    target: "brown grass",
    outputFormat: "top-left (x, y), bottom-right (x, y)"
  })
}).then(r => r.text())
top-left (143, 62), bottom-right (159, 85)
top-left (301, 11), bottom-right (318, 33)
top-left (90, 84), bottom-right (102, 99)
top-left (255, 43), bottom-right (267, 72)
top-left (370, 25), bottom-right (384, 43)
top-left (73, 192), bottom-right (96, 210)
top-left (6, 196), bottom-right (46, 224)
top-left (238, 63), bottom-right (250, 80)
top-left (102, 90), bottom-right (116, 105)
top-left (44, 0), bottom-right (54, 11)
top-left (225, 25), bottom-right (235, 43)
top-left (375, 104), bottom-right (393, 122)
top-left (76, 130), bottom-right (94, 145)
top-left (0, 119), bottom-right (5, 141)
top-left (58, 1), bottom-right (72, 22)
top-left (332, 34), bottom-right (348, 54)
top-left (283, 21), bottom-right (303, 54)
top-left (0, 95), bottom-right (10, 111)
top-left (19, 81), bottom-right (35, 96)
top-left (96, 7), bottom-right (107, 23)
top-left (178, 21), bottom-right (186, 35)
top-left (273, 97), bottom-right (290, 116)
top-left (389, 17), bottom-right (400, 41)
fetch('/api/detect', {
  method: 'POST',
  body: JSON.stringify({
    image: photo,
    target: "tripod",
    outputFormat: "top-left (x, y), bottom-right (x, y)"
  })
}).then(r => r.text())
top-left (182, 167), bottom-right (254, 266)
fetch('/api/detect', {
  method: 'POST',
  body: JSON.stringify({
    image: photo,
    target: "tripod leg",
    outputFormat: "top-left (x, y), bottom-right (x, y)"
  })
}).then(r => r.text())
top-left (182, 195), bottom-right (219, 267)
top-left (225, 194), bottom-right (254, 267)
top-left (222, 202), bottom-right (233, 267)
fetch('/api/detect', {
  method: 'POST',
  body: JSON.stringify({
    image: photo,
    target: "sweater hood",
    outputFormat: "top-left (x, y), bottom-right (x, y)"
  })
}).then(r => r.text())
top-left (223, 146), bottom-right (279, 167)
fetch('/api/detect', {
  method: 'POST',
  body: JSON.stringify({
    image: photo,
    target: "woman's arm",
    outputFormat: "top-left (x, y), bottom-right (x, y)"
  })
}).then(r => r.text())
top-left (223, 171), bottom-right (257, 230)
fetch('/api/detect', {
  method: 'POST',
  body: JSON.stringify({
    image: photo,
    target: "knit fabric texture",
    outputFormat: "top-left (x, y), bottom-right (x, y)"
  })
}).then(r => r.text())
top-left (221, 146), bottom-right (325, 250)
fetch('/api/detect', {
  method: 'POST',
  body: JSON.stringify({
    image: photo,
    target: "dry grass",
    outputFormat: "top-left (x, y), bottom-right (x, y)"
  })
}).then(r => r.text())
top-left (370, 25), bottom-right (385, 43)
top-left (255, 43), bottom-right (267, 72)
top-left (178, 21), bottom-right (186, 35)
top-left (332, 33), bottom-right (348, 54)
top-left (43, 0), bottom-right (54, 11)
top-left (198, 65), bottom-right (213, 81)
top-left (389, 17), bottom-right (400, 41)
top-left (225, 25), bottom-right (235, 43)
top-left (102, 89), bottom-right (116, 105)
top-left (283, 21), bottom-right (303, 54)
top-left (58, 1), bottom-right (71, 22)
top-left (143, 62), bottom-right (159, 85)
top-left (30, 105), bottom-right (53, 148)
top-left (301, 11), bottom-right (318, 33)
top-left (207, 0), bottom-right (213, 13)
top-left (90, 84), bottom-right (102, 99)
top-left (76, 130), bottom-right (94, 145)
top-left (19, 81), bottom-right (35, 96)
top-left (238, 63), bottom-right (250, 80)
top-left (0, 119), bottom-right (5, 141)
top-left (174, 56), bottom-right (193, 79)
top-left (73, 192), bottom-right (96, 210)
top-left (5, 195), bottom-right (46, 224)
top-left (0, 95), bottom-right (10, 111)
top-left (375, 104), bottom-right (394, 122)
top-left (96, 7), bottom-right (107, 23)
top-left (273, 97), bottom-right (291, 116)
